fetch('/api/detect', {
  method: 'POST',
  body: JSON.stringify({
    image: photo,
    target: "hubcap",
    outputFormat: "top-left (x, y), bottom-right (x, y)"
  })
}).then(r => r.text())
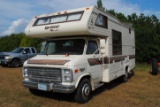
top-left (82, 83), bottom-right (90, 97)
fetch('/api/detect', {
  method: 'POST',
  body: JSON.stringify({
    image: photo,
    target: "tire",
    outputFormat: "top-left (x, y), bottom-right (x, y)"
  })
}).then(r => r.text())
top-left (121, 68), bottom-right (128, 82)
top-left (11, 59), bottom-right (20, 68)
top-left (1, 64), bottom-right (8, 67)
top-left (74, 78), bottom-right (92, 103)
top-left (151, 58), bottom-right (158, 75)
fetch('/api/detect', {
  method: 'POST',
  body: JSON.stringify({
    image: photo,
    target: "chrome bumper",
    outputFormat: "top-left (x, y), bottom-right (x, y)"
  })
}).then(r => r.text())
top-left (22, 80), bottom-right (75, 93)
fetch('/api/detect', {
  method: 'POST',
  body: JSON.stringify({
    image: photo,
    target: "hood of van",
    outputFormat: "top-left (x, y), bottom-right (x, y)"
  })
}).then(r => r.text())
top-left (26, 55), bottom-right (77, 66)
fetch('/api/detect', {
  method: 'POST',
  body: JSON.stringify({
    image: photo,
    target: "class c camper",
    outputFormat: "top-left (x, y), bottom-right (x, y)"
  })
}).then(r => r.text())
top-left (22, 6), bottom-right (135, 103)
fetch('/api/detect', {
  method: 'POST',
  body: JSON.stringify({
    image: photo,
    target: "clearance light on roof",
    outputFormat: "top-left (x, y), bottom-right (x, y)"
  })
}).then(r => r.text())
top-left (57, 12), bottom-right (61, 15)
top-left (34, 16), bottom-right (38, 18)
top-left (64, 11), bottom-right (68, 14)
top-left (65, 54), bottom-right (69, 57)
top-left (86, 8), bottom-right (90, 10)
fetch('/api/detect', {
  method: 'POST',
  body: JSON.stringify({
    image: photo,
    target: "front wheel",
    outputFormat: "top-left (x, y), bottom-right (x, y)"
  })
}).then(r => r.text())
top-left (74, 79), bottom-right (92, 103)
top-left (11, 59), bottom-right (20, 68)
top-left (151, 58), bottom-right (158, 75)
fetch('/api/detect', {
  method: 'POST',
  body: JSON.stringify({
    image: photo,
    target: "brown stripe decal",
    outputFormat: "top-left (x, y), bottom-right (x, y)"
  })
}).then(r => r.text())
top-left (88, 58), bottom-right (102, 66)
top-left (88, 55), bottom-right (135, 66)
top-left (28, 59), bottom-right (70, 65)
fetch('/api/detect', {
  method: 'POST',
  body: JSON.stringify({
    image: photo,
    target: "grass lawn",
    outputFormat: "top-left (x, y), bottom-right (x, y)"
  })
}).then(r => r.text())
top-left (0, 63), bottom-right (160, 107)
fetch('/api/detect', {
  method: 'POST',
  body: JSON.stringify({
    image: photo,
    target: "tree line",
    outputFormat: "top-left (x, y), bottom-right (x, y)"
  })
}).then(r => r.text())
top-left (0, 33), bottom-right (43, 52)
top-left (0, 1), bottom-right (160, 62)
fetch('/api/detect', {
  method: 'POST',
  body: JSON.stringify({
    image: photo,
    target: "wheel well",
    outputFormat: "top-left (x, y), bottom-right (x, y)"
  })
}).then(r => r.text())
top-left (79, 76), bottom-right (91, 84)
top-left (76, 75), bottom-right (91, 89)
top-left (11, 58), bottom-right (21, 62)
top-left (126, 66), bottom-right (128, 72)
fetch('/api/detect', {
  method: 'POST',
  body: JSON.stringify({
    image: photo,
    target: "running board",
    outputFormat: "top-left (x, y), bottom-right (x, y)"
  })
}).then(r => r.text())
top-left (94, 83), bottom-right (104, 90)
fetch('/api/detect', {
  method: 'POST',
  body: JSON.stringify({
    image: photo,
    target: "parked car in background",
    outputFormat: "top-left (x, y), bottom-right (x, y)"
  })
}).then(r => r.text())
top-left (0, 47), bottom-right (37, 67)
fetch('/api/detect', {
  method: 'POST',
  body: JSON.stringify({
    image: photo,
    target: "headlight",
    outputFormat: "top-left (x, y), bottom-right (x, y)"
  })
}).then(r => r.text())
top-left (64, 69), bottom-right (71, 74)
top-left (23, 67), bottom-right (28, 77)
top-left (62, 69), bottom-right (73, 82)
top-left (4, 56), bottom-right (12, 60)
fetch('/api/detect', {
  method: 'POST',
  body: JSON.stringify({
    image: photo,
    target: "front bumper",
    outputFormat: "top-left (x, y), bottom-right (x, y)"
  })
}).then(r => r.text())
top-left (22, 80), bottom-right (75, 93)
top-left (1, 59), bottom-right (11, 65)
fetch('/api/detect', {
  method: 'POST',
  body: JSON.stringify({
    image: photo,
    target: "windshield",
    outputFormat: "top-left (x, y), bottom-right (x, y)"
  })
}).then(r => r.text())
top-left (42, 39), bottom-right (85, 55)
top-left (12, 48), bottom-right (24, 53)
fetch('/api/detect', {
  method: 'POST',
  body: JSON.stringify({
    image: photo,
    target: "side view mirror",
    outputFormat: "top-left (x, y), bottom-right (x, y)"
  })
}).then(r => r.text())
top-left (22, 51), bottom-right (27, 54)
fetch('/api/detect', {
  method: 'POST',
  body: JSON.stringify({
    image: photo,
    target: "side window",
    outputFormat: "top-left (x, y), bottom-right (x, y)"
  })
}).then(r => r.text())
top-left (86, 40), bottom-right (99, 54)
top-left (95, 14), bottom-right (108, 29)
top-left (23, 48), bottom-right (31, 54)
top-left (129, 28), bottom-right (131, 34)
top-left (112, 30), bottom-right (122, 55)
top-left (31, 48), bottom-right (36, 53)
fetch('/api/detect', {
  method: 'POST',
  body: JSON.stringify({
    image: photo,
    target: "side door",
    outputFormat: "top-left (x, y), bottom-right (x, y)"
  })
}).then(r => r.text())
top-left (86, 39), bottom-right (103, 84)
top-left (21, 48), bottom-right (31, 62)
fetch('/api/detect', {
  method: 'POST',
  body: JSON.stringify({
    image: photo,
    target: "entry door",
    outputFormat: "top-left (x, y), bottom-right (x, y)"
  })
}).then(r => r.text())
top-left (86, 39), bottom-right (103, 84)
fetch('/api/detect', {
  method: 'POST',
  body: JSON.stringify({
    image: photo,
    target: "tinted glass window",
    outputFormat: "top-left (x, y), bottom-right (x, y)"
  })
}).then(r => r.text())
top-left (34, 11), bottom-right (83, 26)
top-left (24, 48), bottom-right (31, 54)
top-left (43, 39), bottom-right (85, 55)
top-left (112, 30), bottom-right (122, 55)
top-left (87, 40), bottom-right (99, 54)
top-left (95, 14), bottom-right (108, 29)
top-left (31, 48), bottom-right (36, 53)
top-left (12, 48), bottom-right (24, 53)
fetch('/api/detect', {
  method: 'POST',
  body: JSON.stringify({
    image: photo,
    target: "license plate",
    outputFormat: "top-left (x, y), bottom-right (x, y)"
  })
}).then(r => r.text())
top-left (38, 84), bottom-right (47, 91)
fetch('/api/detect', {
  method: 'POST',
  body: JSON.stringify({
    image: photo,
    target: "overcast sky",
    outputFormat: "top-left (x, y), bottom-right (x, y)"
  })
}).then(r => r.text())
top-left (0, 0), bottom-right (160, 36)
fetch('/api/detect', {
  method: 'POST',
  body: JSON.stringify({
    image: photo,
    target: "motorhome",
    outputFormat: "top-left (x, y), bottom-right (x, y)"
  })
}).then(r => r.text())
top-left (22, 6), bottom-right (135, 103)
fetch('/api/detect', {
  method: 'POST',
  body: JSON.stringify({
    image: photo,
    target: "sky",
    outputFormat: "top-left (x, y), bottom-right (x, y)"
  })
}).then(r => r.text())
top-left (0, 0), bottom-right (160, 36)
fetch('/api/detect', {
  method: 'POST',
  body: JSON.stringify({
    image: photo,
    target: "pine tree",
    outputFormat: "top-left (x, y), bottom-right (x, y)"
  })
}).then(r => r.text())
top-left (97, 0), bottom-right (105, 11)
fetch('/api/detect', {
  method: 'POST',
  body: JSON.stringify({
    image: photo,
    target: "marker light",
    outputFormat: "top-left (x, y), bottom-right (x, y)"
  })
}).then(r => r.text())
top-left (64, 11), bottom-right (68, 14)
top-left (74, 69), bottom-right (79, 73)
top-left (58, 12), bottom-right (61, 15)
top-left (86, 8), bottom-right (90, 10)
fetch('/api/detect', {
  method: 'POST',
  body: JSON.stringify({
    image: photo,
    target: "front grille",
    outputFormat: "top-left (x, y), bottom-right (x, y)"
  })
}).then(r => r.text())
top-left (28, 67), bottom-right (62, 83)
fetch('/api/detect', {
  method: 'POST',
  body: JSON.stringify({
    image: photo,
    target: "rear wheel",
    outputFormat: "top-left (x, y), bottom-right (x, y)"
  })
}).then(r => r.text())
top-left (151, 58), bottom-right (158, 75)
top-left (121, 68), bottom-right (128, 82)
top-left (74, 78), bottom-right (92, 103)
top-left (11, 59), bottom-right (20, 68)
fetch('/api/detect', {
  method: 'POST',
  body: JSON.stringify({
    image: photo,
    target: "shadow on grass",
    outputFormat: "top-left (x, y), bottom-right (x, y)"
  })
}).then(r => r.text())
top-left (31, 90), bottom-right (75, 103)
top-left (30, 70), bottom-right (135, 103)
top-left (93, 70), bottom-right (135, 96)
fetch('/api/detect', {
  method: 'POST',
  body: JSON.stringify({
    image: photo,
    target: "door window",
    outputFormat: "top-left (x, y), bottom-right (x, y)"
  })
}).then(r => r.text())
top-left (86, 40), bottom-right (99, 54)
top-left (23, 48), bottom-right (31, 54)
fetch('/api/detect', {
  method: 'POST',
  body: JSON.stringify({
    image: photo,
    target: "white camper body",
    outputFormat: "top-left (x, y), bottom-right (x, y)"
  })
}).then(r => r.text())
top-left (23, 6), bottom-right (135, 103)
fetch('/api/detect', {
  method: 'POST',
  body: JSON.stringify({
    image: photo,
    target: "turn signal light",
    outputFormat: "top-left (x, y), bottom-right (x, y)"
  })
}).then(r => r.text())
top-left (74, 69), bottom-right (79, 73)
